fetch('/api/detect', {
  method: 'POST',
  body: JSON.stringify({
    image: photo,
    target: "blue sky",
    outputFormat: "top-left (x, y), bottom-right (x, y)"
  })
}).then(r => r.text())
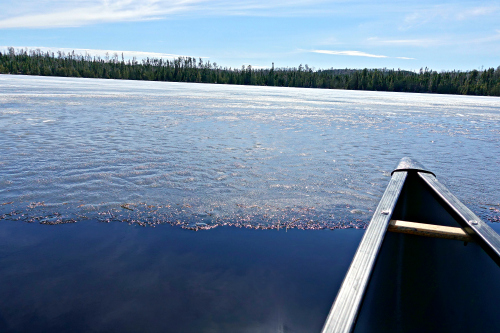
top-left (0, 0), bottom-right (499, 71)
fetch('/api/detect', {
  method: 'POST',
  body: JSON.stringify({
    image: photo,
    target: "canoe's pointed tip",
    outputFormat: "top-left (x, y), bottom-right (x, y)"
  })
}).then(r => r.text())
top-left (391, 157), bottom-right (436, 177)
top-left (399, 156), bottom-right (413, 163)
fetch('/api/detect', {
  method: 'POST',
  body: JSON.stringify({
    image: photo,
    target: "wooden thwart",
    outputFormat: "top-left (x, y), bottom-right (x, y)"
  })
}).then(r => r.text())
top-left (388, 219), bottom-right (473, 242)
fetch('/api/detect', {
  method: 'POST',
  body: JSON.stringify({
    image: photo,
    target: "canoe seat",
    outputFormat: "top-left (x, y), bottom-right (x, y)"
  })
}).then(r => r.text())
top-left (388, 219), bottom-right (473, 242)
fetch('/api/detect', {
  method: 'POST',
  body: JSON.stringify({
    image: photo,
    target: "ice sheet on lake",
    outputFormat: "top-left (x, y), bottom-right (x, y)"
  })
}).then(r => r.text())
top-left (1, 75), bottom-right (499, 228)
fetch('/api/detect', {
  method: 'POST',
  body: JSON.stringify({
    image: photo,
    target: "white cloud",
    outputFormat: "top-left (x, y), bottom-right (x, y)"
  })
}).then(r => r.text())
top-left (311, 49), bottom-right (414, 60)
top-left (401, 4), bottom-right (499, 30)
top-left (2, 1), bottom-right (499, 30)
top-left (317, 36), bottom-right (341, 46)
top-left (311, 50), bottom-right (387, 58)
top-left (367, 37), bottom-right (439, 47)
top-left (456, 6), bottom-right (499, 20)
top-left (0, 0), bottom-right (332, 28)
top-left (467, 30), bottom-right (500, 44)
top-left (0, 46), bottom-right (203, 61)
top-left (0, 0), bottom-right (190, 28)
top-left (367, 29), bottom-right (500, 49)
top-left (400, 5), bottom-right (449, 30)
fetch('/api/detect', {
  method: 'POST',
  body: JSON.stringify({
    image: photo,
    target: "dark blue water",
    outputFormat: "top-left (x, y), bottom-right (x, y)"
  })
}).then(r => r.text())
top-left (0, 221), bottom-right (362, 332)
top-left (0, 75), bottom-right (499, 332)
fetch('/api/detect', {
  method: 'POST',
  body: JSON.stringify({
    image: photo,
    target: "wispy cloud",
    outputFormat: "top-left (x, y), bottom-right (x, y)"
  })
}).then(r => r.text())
top-left (0, 0), bottom-right (189, 28)
top-left (367, 29), bottom-right (500, 48)
top-left (2, 1), bottom-right (499, 30)
top-left (312, 50), bottom-right (387, 58)
top-left (0, 0), bottom-right (332, 28)
top-left (456, 6), bottom-right (499, 20)
top-left (467, 30), bottom-right (500, 44)
top-left (317, 36), bottom-right (341, 46)
top-left (311, 49), bottom-right (414, 60)
top-left (366, 37), bottom-right (440, 47)
top-left (401, 4), bottom-right (499, 30)
top-left (401, 5), bottom-right (449, 30)
top-left (0, 46), bottom-right (202, 61)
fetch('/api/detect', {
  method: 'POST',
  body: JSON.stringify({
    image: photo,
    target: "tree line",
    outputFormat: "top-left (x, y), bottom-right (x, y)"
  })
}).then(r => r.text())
top-left (1, 47), bottom-right (500, 96)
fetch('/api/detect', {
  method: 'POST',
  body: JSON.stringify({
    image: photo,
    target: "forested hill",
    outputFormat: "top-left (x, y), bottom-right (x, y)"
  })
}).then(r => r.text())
top-left (1, 48), bottom-right (500, 96)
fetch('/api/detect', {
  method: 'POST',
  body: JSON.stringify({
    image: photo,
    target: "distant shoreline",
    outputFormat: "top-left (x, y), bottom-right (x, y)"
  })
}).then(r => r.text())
top-left (1, 47), bottom-right (499, 97)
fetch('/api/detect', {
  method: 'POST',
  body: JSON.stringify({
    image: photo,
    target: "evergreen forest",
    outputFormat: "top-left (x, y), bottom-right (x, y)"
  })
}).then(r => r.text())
top-left (1, 47), bottom-right (500, 96)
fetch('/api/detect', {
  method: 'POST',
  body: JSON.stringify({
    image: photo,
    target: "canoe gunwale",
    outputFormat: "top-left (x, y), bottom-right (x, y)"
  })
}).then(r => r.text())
top-left (418, 172), bottom-right (500, 264)
top-left (320, 171), bottom-right (407, 333)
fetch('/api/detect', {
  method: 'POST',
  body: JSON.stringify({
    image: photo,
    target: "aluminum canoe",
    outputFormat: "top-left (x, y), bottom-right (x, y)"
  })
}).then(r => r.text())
top-left (322, 157), bottom-right (500, 333)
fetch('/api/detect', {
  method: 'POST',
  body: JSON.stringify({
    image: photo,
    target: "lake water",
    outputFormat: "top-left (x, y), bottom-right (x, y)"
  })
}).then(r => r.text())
top-left (0, 75), bottom-right (499, 332)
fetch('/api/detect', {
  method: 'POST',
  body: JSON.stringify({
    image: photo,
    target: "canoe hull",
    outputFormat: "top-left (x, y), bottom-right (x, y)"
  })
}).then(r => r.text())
top-left (322, 158), bottom-right (500, 333)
